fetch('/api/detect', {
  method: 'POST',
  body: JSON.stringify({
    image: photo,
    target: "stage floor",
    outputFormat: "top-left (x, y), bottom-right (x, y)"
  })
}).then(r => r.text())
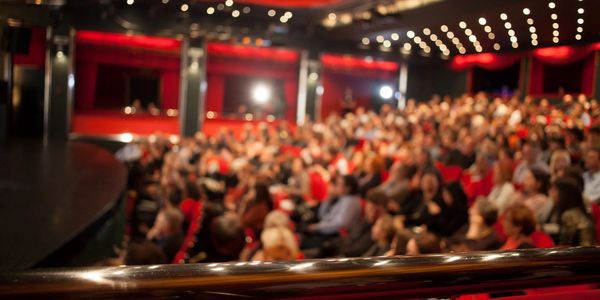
top-left (0, 140), bottom-right (127, 270)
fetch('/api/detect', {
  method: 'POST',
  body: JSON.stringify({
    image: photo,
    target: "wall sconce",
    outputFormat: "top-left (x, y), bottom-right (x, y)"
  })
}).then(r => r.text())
top-left (188, 47), bottom-right (203, 73)
top-left (53, 35), bottom-right (69, 59)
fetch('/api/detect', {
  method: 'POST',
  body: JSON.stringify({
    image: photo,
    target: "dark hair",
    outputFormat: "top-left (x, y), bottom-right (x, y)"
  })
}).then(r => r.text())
top-left (551, 177), bottom-right (587, 219)
top-left (505, 204), bottom-right (537, 236)
top-left (366, 189), bottom-right (388, 207)
top-left (414, 232), bottom-right (442, 254)
top-left (185, 181), bottom-right (201, 200)
top-left (341, 175), bottom-right (359, 195)
top-left (124, 241), bottom-right (167, 265)
top-left (476, 198), bottom-right (498, 227)
top-left (254, 183), bottom-right (274, 211)
top-left (443, 182), bottom-right (468, 207)
top-left (561, 166), bottom-right (584, 191)
top-left (528, 167), bottom-right (550, 194)
top-left (212, 213), bottom-right (245, 257)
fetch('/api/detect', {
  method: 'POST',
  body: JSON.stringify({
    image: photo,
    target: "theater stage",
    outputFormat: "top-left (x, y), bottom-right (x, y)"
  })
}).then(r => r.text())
top-left (0, 140), bottom-right (127, 271)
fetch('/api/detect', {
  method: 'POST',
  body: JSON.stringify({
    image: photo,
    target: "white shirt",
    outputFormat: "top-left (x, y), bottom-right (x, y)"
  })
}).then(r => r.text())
top-left (488, 182), bottom-right (515, 213)
top-left (583, 170), bottom-right (600, 203)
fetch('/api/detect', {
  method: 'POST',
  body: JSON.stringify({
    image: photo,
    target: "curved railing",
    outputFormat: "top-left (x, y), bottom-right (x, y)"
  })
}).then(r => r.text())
top-left (1, 247), bottom-right (600, 299)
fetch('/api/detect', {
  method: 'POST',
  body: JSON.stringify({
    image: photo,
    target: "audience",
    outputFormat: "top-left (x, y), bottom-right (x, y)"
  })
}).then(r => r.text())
top-left (118, 92), bottom-right (600, 265)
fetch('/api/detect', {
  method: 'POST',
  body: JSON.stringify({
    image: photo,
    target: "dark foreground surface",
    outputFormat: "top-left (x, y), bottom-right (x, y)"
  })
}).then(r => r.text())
top-left (0, 140), bottom-right (127, 271)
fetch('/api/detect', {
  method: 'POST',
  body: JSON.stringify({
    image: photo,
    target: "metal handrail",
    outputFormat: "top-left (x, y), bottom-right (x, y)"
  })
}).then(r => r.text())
top-left (1, 247), bottom-right (600, 299)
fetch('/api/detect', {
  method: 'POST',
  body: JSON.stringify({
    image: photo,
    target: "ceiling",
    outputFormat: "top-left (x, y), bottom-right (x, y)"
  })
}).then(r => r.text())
top-left (1, 0), bottom-right (599, 60)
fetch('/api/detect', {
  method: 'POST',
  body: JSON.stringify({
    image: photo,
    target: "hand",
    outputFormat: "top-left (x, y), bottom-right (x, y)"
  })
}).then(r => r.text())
top-left (427, 202), bottom-right (441, 215)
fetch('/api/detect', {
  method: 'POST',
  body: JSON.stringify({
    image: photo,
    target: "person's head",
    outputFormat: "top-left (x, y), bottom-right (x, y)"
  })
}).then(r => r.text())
top-left (264, 210), bottom-right (291, 229)
top-left (523, 167), bottom-right (550, 195)
top-left (364, 190), bottom-right (388, 224)
top-left (585, 148), bottom-right (600, 172)
top-left (549, 177), bottom-right (587, 218)
top-left (397, 164), bottom-right (418, 181)
top-left (154, 207), bottom-right (183, 236)
top-left (493, 161), bottom-right (513, 185)
top-left (333, 175), bottom-right (359, 197)
top-left (503, 204), bottom-right (537, 240)
top-left (366, 155), bottom-right (386, 174)
top-left (370, 214), bottom-right (395, 245)
top-left (185, 181), bottom-right (201, 200)
top-left (211, 212), bottom-right (245, 258)
top-left (388, 231), bottom-right (412, 256)
top-left (522, 141), bottom-right (540, 164)
top-left (469, 197), bottom-right (498, 228)
top-left (550, 150), bottom-right (571, 177)
top-left (291, 157), bottom-right (306, 174)
top-left (406, 232), bottom-right (442, 255)
top-left (260, 226), bottom-right (299, 261)
top-left (416, 148), bottom-right (432, 169)
top-left (124, 240), bottom-right (167, 265)
top-left (421, 171), bottom-right (441, 198)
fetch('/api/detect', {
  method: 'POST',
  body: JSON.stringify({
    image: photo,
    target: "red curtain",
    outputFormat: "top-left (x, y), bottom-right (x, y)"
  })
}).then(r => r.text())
top-left (13, 27), bottom-right (46, 68)
top-left (528, 44), bottom-right (600, 96)
top-left (206, 43), bottom-right (299, 122)
top-left (451, 53), bottom-right (523, 71)
top-left (75, 41), bottom-right (181, 111)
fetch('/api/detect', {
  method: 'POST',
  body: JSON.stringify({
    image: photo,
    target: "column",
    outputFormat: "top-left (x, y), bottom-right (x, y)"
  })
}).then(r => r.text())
top-left (44, 25), bottom-right (74, 140)
top-left (519, 56), bottom-right (531, 99)
top-left (296, 50), bottom-right (308, 125)
top-left (179, 38), bottom-right (207, 137)
top-left (398, 62), bottom-right (408, 109)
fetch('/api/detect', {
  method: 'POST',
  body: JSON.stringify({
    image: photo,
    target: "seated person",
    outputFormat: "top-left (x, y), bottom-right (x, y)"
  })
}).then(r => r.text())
top-left (406, 232), bottom-right (442, 255)
top-left (500, 204), bottom-right (537, 250)
top-left (341, 190), bottom-right (388, 257)
top-left (447, 197), bottom-right (502, 252)
top-left (302, 175), bottom-right (361, 250)
top-left (124, 240), bottom-right (167, 266)
top-left (147, 207), bottom-right (184, 262)
top-left (547, 177), bottom-right (596, 246)
top-left (253, 226), bottom-right (300, 261)
top-left (363, 214), bottom-right (395, 257)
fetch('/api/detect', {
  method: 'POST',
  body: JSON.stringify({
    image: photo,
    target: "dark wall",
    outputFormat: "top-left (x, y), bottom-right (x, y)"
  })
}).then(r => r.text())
top-left (407, 61), bottom-right (467, 101)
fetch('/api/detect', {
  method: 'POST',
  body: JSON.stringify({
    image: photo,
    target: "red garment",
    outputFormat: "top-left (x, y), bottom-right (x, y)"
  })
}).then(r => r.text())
top-left (309, 171), bottom-right (329, 201)
top-left (500, 231), bottom-right (555, 250)
top-left (461, 170), bottom-right (494, 207)
top-left (179, 198), bottom-right (200, 225)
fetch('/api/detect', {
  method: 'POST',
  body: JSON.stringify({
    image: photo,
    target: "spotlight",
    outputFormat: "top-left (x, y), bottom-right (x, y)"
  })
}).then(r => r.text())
top-left (478, 17), bottom-right (486, 25)
top-left (252, 84), bottom-right (271, 104)
top-left (232, 10), bottom-right (240, 17)
top-left (391, 33), bottom-right (399, 41)
top-left (268, 9), bottom-right (276, 17)
top-left (225, 0), bottom-right (233, 6)
top-left (119, 133), bottom-right (134, 143)
top-left (207, 7), bottom-right (215, 14)
top-left (440, 25), bottom-right (448, 32)
top-left (459, 21), bottom-right (467, 29)
top-left (407, 30), bottom-right (415, 38)
top-left (180, 4), bottom-right (189, 11)
top-left (500, 13), bottom-right (507, 20)
top-left (309, 72), bottom-right (319, 81)
top-left (361, 37), bottom-right (370, 45)
top-left (126, 0), bottom-right (134, 5)
top-left (575, 34), bottom-right (582, 40)
top-left (379, 85), bottom-right (393, 100)
top-left (493, 43), bottom-right (500, 50)
top-left (548, 2), bottom-right (555, 9)
top-left (522, 8), bottom-right (530, 15)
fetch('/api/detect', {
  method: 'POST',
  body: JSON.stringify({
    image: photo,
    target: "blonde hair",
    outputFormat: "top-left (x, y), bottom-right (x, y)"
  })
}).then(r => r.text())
top-left (260, 226), bottom-right (299, 261)
top-left (550, 150), bottom-right (571, 175)
top-left (264, 210), bottom-right (290, 229)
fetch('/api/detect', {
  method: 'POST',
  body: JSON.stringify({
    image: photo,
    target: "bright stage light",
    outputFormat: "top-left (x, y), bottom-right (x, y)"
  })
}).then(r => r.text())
top-left (252, 84), bottom-right (271, 104)
top-left (379, 85), bottom-right (394, 100)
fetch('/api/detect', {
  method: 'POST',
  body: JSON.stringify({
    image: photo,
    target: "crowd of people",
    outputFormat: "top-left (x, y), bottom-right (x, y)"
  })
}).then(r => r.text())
top-left (111, 92), bottom-right (600, 265)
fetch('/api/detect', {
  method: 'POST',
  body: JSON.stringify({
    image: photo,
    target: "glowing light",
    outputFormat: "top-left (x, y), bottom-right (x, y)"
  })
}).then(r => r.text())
top-left (575, 34), bottom-right (582, 40)
top-left (548, 2), bottom-right (555, 9)
top-left (180, 4), bottom-right (188, 11)
top-left (500, 13), bottom-right (508, 20)
top-left (379, 86), bottom-right (394, 100)
top-left (577, 27), bottom-right (583, 32)
top-left (465, 28), bottom-right (472, 36)
top-left (414, 36), bottom-right (421, 43)
top-left (459, 21), bottom-right (467, 29)
top-left (243, 6), bottom-right (251, 14)
top-left (383, 40), bottom-right (391, 48)
top-left (504, 22), bottom-right (511, 29)
top-left (553, 30), bottom-right (559, 36)
top-left (361, 37), bottom-right (370, 45)
top-left (531, 33), bottom-right (538, 39)
top-left (447, 31), bottom-right (454, 38)
top-left (488, 32), bottom-right (495, 39)
top-left (280, 16), bottom-right (288, 23)
top-left (469, 35), bottom-right (477, 42)
top-left (527, 18), bottom-right (534, 25)
top-left (553, 37), bottom-right (559, 43)
top-left (423, 28), bottom-right (431, 35)
top-left (529, 26), bottom-right (536, 33)
top-left (376, 35), bottom-right (384, 43)
top-left (508, 29), bottom-right (515, 36)
top-left (440, 25), bottom-right (448, 32)
top-left (309, 72), bottom-right (318, 81)
top-left (407, 30), bottom-right (415, 38)
top-left (232, 10), bottom-right (240, 17)
top-left (510, 36), bottom-right (517, 43)
top-left (430, 34), bottom-right (438, 41)
top-left (493, 43), bottom-right (500, 50)
top-left (119, 133), bottom-right (133, 143)
top-left (391, 33), bottom-right (399, 41)
top-left (284, 11), bottom-right (293, 18)
top-left (206, 111), bottom-right (216, 119)
top-left (531, 40), bottom-right (538, 46)
top-left (252, 83), bottom-right (271, 104)
top-left (126, 0), bottom-right (134, 5)
top-left (268, 9), bottom-right (276, 17)
top-left (56, 50), bottom-right (64, 58)
top-left (577, 18), bottom-right (584, 24)
top-left (478, 17), bottom-right (486, 25)
top-left (225, 0), bottom-right (233, 6)
top-left (207, 7), bottom-right (215, 14)
top-left (403, 43), bottom-right (412, 50)
top-left (523, 8), bottom-right (530, 15)
top-left (578, 8), bottom-right (584, 14)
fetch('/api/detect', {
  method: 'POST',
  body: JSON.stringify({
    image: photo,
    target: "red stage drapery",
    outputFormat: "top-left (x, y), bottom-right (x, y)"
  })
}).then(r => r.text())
top-left (205, 43), bottom-right (299, 122)
top-left (320, 54), bottom-right (398, 119)
top-left (450, 52), bottom-right (523, 71)
top-left (74, 31), bottom-right (182, 111)
top-left (13, 27), bottom-right (46, 68)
